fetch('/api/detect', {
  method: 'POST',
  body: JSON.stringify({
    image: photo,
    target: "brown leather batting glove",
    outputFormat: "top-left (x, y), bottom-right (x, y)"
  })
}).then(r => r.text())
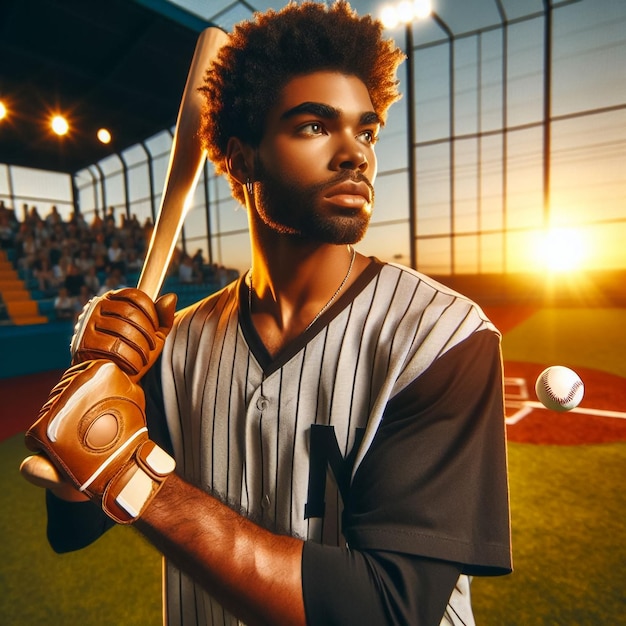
top-left (70, 288), bottom-right (177, 381)
top-left (24, 359), bottom-right (175, 524)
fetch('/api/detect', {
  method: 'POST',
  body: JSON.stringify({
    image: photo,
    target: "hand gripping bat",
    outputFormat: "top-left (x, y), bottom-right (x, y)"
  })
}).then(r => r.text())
top-left (20, 26), bottom-right (229, 490)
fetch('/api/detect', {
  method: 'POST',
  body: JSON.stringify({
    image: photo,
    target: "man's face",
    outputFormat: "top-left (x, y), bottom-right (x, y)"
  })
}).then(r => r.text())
top-left (252, 72), bottom-right (380, 244)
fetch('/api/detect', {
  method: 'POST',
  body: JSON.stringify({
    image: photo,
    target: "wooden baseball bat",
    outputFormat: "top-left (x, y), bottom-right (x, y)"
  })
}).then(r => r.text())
top-left (20, 26), bottom-right (229, 489)
top-left (138, 26), bottom-right (228, 300)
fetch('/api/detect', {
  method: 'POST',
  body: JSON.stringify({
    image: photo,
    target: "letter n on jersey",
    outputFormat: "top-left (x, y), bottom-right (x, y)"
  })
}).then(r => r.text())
top-left (304, 424), bottom-right (365, 519)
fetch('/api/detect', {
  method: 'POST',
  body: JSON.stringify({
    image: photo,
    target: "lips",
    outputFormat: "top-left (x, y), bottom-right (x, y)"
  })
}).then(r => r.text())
top-left (323, 181), bottom-right (372, 208)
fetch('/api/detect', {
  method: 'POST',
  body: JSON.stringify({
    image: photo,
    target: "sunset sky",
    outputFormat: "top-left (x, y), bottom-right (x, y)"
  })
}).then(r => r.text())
top-left (1, 0), bottom-right (624, 276)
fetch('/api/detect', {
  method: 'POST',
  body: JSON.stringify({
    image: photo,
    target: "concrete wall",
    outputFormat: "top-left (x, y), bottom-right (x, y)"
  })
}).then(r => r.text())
top-left (0, 322), bottom-right (73, 379)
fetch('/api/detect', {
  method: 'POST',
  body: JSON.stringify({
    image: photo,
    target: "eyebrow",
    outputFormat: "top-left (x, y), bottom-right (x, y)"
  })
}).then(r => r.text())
top-left (280, 101), bottom-right (381, 126)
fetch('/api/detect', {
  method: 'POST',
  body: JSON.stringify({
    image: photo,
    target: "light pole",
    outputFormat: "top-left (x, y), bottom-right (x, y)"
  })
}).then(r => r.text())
top-left (380, 1), bottom-right (431, 270)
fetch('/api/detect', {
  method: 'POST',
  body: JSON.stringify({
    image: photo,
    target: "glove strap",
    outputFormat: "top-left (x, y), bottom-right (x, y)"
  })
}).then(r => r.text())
top-left (102, 441), bottom-right (175, 524)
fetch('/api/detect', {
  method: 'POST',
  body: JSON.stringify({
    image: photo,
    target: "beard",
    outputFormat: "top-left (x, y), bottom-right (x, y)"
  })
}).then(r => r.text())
top-left (252, 156), bottom-right (374, 245)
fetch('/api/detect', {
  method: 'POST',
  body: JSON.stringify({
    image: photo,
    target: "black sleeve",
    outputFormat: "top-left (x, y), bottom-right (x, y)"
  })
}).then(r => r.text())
top-left (141, 354), bottom-right (174, 455)
top-left (343, 330), bottom-right (512, 575)
top-left (302, 542), bottom-right (462, 626)
top-left (301, 330), bottom-right (510, 625)
top-left (46, 490), bottom-right (115, 553)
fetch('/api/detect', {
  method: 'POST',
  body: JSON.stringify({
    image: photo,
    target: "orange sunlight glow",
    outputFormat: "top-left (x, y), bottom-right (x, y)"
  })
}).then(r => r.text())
top-left (533, 227), bottom-right (588, 272)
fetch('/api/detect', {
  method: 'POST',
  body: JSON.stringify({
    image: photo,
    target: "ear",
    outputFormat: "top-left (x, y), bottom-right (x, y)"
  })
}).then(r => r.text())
top-left (225, 137), bottom-right (255, 185)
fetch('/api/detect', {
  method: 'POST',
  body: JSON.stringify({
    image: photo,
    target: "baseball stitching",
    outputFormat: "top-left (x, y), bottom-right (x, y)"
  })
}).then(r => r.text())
top-left (543, 375), bottom-right (583, 404)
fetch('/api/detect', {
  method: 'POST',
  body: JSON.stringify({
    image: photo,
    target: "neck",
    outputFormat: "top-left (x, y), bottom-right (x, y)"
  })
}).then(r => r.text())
top-left (247, 233), bottom-right (360, 354)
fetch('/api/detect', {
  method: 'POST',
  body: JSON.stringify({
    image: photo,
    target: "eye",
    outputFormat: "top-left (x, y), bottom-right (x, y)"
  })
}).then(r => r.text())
top-left (297, 122), bottom-right (325, 136)
top-left (359, 129), bottom-right (379, 145)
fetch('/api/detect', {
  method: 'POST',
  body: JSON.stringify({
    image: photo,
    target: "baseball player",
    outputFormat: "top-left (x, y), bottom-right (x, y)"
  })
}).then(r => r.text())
top-left (26, 2), bottom-right (512, 624)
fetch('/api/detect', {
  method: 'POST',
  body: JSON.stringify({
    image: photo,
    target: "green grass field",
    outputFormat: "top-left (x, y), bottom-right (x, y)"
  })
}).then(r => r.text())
top-left (0, 433), bottom-right (162, 625)
top-left (472, 442), bottom-right (626, 625)
top-left (3, 434), bottom-right (624, 625)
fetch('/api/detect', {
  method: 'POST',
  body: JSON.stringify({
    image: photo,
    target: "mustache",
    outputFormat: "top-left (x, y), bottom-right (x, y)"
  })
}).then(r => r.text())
top-left (312, 171), bottom-right (375, 196)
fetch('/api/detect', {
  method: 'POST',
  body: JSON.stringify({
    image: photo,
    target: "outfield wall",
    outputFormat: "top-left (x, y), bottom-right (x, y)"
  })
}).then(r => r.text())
top-left (0, 321), bottom-right (73, 378)
top-left (434, 270), bottom-right (626, 309)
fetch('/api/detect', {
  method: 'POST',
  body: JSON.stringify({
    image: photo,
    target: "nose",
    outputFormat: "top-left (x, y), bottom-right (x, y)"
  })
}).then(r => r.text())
top-left (330, 136), bottom-right (369, 174)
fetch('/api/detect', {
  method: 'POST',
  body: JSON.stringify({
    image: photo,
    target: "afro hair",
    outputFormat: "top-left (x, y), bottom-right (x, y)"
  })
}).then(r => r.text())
top-left (199, 1), bottom-right (405, 204)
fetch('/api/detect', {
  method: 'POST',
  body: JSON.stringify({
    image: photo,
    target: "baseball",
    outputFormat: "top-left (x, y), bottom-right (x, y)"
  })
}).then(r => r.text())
top-left (535, 366), bottom-right (584, 412)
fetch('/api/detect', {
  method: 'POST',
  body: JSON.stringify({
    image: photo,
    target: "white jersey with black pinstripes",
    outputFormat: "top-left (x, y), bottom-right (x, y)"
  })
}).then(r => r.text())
top-left (157, 258), bottom-right (499, 626)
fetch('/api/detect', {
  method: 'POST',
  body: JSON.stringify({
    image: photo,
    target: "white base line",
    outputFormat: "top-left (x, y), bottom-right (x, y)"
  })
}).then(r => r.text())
top-left (505, 405), bottom-right (533, 425)
top-left (506, 400), bottom-right (626, 425)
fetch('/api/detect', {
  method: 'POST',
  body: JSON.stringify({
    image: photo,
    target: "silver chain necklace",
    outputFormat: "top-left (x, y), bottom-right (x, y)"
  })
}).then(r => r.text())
top-left (248, 245), bottom-right (356, 331)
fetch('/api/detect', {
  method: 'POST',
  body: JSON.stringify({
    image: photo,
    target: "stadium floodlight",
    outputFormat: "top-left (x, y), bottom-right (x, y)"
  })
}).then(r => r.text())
top-left (51, 115), bottom-right (69, 136)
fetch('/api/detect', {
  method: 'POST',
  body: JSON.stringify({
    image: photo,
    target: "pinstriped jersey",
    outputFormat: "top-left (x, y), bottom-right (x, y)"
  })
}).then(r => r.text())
top-left (153, 258), bottom-right (511, 625)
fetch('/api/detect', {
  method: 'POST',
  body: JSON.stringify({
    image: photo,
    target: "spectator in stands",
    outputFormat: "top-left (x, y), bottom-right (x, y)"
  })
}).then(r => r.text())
top-left (91, 232), bottom-right (108, 260)
top-left (128, 213), bottom-right (142, 234)
top-left (24, 204), bottom-right (42, 226)
top-left (44, 205), bottom-right (62, 229)
top-left (107, 237), bottom-right (126, 276)
top-left (93, 253), bottom-right (108, 276)
top-left (98, 268), bottom-right (126, 296)
top-left (32, 218), bottom-right (49, 245)
top-left (105, 206), bottom-right (116, 229)
top-left (54, 246), bottom-right (72, 284)
top-left (74, 284), bottom-right (93, 320)
top-left (74, 248), bottom-right (95, 275)
top-left (0, 200), bottom-right (18, 243)
top-left (69, 210), bottom-right (89, 234)
top-left (125, 249), bottom-right (143, 275)
top-left (83, 266), bottom-right (101, 296)
top-left (64, 262), bottom-right (86, 298)
top-left (53, 286), bottom-right (75, 320)
top-left (192, 248), bottom-right (205, 274)
top-left (14, 225), bottom-right (31, 270)
top-left (0, 212), bottom-right (14, 249)
top-left (0, 200), bottom-right (14, 222)
top-left (143, 216), bottom-right (154, 244)
top-left (90, 208), bottom-right (103, 232)
top-left (103, 219), bottom-right (118, 247)
top-left (178, 252), bottom-right (201, 284)
top-left (32, 250), bottom-right (59, 294)
top-left (4, 201), bottom-right (240, 325)
top-left (47, 232), bottom-right (62, 267)
top-left (118, 214), bottom-right (130, 239)
top-left (62, 222), bottom-right (82, 258)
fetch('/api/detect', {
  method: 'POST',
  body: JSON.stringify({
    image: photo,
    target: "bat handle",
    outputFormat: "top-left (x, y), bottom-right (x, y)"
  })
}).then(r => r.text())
top-left (20, 454), bottom-right (63, 489)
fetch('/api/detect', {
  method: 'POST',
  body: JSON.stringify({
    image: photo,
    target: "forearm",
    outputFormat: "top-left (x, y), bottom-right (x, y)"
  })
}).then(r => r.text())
top-left (135, 473), bottom-right (306, 626)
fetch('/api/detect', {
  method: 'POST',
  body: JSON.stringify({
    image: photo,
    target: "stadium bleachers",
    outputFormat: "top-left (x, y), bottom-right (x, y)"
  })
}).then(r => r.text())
top-left (0, 249), bottom-right (48, 325)
top-left (0, 250), bottom-right (234, 378)
top-left (0, 245), bottom-right (232, 326)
